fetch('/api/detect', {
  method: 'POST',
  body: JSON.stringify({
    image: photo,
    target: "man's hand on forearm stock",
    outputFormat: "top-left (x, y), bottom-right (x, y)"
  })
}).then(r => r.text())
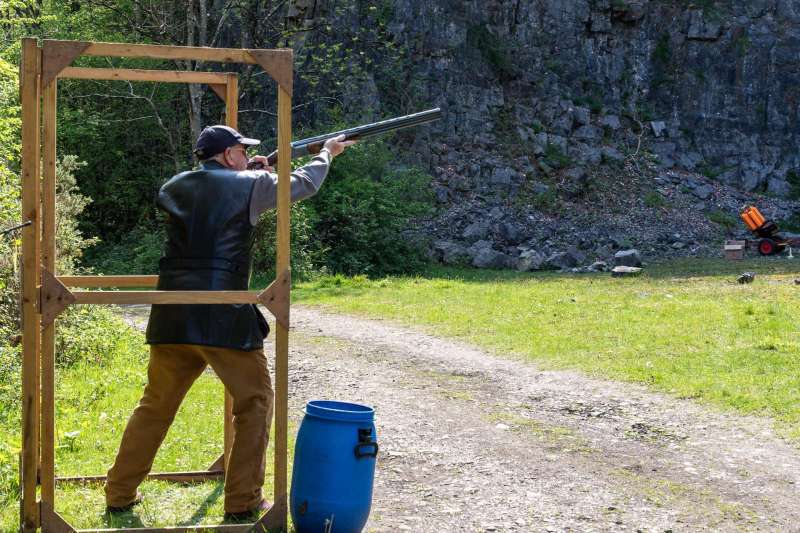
top-left (323, 134), bottom-right (357, 158)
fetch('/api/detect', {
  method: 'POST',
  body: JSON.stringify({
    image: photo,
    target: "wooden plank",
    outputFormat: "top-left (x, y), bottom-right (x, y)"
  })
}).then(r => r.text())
top-left (59, 67), bottom-right (230, 84)
top-left (258, 269), bottom-right (290, 329)
top-left (223, 73), bottom-right (238, 471)
top-left (20, 36), bottom-right (42, 533)
top-left (247, 49), bottom-right (293, 96)
top-left (252, 503), bottom-right (284, 532)
top-left (40, 269), bottom-right (77, 328)
top-left (76, 524), bottom-right (252, 533)
top-left (41, 76), bottom-right (57, 508)
top-left (58, 275), bottom-right (158, 287)
top-left (40, 502), bottom-right (75, 533)
top-left (57, 470), bottom-right (223, 484)
top-left (209, 84), bottom-right (226, 101)
top-left (72, 290), bottom-right (260, 305)
top-left (41, 40), bottom-right (90, 88)
top-left (73, 40), bottom-right (260, 63)
top-left (271, 85), bottom-right (293, 531)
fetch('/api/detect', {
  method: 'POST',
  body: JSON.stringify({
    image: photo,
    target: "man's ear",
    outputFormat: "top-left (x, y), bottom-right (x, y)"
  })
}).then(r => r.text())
top-left (221, 147), bottom-right (234, 168)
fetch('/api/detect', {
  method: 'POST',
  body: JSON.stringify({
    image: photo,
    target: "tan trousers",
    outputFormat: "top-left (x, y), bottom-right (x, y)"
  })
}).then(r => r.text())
top-left (105, 343), bottom-right (274, 513)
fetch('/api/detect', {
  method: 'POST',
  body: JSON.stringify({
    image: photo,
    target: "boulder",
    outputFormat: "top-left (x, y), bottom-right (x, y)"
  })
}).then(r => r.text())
top-left (589, 260), bottom-right (609, 272)
top-left (516, 250), bottom-right (546, 271)
top-left (462, 220), bottom-right (490, 242)
top-left (490, 167), bottom-right (516, 185)
top-left (687, 10), bottom-right (723, 41)
top-left (611, 266), bottom-right (642, 277)
top-left (573, 106), bottom-right (591, 126)
top-left (544, 251), bottom-right (579, 270)
top-left (737, 272), bottom-right (756, 284)
top-left (472, 247), bottom-right (510, 269)
top-left (692, 184), bottom-right (714, 200)
top-left (432, 240), bottom-right (469, 265)
top-left (650, 121), bottom-right (668, 137)
top-left (614, 249), bottom-right (643, 267)
top-left (498, 222), bottom-right (525, 245)
top-left (599, 115), bottom-right (621, 130)
top-left (601, 146), bottom-right (625, 163)
top-left (572, 125), bottom-right (603, 141)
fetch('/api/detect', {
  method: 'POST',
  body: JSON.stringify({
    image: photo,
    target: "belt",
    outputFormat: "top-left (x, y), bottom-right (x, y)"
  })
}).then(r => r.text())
top-left (159, 257), bottom-right (249, 274)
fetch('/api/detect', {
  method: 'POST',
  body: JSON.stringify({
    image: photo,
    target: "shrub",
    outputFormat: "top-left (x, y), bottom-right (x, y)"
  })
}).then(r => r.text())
top-left (708, 209), bottom-right (738, 229)
top-left (786, 170), bottom-right (800, 200)
top-left (308, 139), bottom-right (434, 276)
top-left (542, 143), bottom-right (572, 169)
top-left (466, 24), bottom-right (515, 81)
top-left (251, 202), bottom-right (323, 282)
top-left (644, 191), bottom-right (668, 208)
top-left (84, 224), bottom-right (165, 276)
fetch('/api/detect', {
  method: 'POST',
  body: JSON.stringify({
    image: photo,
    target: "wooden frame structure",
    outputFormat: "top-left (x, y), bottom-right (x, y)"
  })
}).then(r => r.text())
top-left (20, 38), bottom-right (294, 532)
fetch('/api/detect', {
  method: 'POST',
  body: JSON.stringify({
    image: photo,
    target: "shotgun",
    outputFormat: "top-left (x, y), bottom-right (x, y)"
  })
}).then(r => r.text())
top-left (248, 108), bottom-right (442, 169)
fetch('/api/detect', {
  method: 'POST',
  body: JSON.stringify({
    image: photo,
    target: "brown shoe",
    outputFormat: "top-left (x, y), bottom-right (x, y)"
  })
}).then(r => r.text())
top-left (105, 491), bottom-right (143, 513)
top-left (223, 499), bottom-right (271, 522)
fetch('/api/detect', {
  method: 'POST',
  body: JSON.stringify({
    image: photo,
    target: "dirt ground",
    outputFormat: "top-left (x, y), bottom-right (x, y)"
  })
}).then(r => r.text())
top-left (123, 305), bottom-right (800, 532)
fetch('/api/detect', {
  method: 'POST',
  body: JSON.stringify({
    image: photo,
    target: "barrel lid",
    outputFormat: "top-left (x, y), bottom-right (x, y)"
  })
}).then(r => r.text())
top-left (304, 400), bottom-right (375, 422)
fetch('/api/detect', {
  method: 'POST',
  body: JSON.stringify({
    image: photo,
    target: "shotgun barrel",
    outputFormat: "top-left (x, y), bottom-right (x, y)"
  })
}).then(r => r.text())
top-left (260, 108), bottom-right (442, 167)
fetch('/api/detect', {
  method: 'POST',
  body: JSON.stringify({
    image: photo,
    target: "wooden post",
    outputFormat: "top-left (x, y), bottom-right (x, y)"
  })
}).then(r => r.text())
top-left (273, 85), bottom-right (292, 530)
top-left (223, 73), bottom-right (238, 470)
top-left (41, 75), bottom-right (57, 509)
top-left (20, 37), bottom-right (42, 532)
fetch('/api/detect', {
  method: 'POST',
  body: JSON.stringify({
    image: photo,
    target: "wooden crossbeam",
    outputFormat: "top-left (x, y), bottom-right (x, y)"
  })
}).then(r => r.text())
top-left (58, 275), bottom-right (159, 288)
top-left (258, 269), bottom-right (291, 329)
top-left (59, 67), bottom-right (230, 84)
top-left (72, 290), bottom-right (260, 305)
top-left (56, 470), bottom-right (223, 484)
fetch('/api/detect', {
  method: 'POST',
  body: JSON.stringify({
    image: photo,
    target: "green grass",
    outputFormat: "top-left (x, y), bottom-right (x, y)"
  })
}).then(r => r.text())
top-left (292, 258), bottom-right (800, 441)
top-left (0, 323), bottom-right (289, 531)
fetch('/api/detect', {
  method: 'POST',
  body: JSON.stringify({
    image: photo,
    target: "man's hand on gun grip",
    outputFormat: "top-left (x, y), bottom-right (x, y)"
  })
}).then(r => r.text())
top-left (247, 155), bottom-right (273, 172)
top-left (323, 134), bottom-right (357, 158)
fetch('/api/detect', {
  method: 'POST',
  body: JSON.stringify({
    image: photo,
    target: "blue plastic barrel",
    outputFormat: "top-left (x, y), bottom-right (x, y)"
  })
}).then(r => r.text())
top-left (290, 400), bottom-right (378, 533)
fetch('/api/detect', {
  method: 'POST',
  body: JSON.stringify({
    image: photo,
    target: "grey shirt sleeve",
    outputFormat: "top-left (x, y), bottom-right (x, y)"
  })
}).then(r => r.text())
top-left (249, 149), bottom-right (332, 225)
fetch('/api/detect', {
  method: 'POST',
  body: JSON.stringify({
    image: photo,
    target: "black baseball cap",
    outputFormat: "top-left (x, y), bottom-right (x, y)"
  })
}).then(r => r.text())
top-left (193, 125), bottom-right (260, 159)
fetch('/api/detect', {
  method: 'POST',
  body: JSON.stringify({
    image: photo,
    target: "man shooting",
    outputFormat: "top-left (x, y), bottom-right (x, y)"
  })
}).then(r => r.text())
top-left (103, 125), bottom-right (355, 520)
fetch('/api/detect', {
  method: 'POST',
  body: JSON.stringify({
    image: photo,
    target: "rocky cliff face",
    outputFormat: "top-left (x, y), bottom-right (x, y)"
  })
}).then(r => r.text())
top-left (384, 0), bottom-right (800, 194)
top-left (289, 0), bottom-right (800, 268)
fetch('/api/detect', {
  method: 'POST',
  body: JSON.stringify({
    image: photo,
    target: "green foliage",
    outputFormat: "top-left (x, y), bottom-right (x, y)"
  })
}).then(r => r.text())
top-left (530, 188), bottom-right (559, 212)
top-left (779, 211), bottom-right (800, 233)
top-left (307, 140), bottom-right (434, 276)
top-left (84, 225), bottom-right (165, 275)
top-left (542, 143), bottom-right (572, 169)
top-left (644, 191), bottom-right (668, 208)
top-left (56, 306), bottom-right (142, 368)
top-left (699, 162), bottom-right (735, 180)
top-left (786, 170), bottom-right (800, 200)
top-left (467, 24), bottom-right (515, 81)
top-left (251, 202), bottom-right (322, 281)
top-left (708, 209), bottom-right (738, 229)
top-left (573, 94), bottom-right (604, 114)
top-left (652, 34), bottom-right (672, 66)
top-left (733, 30), bottom-right (751, 57)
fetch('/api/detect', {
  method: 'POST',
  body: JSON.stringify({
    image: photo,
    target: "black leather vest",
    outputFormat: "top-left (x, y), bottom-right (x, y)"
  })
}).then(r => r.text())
top-left (145, 161), bottom-right (269, 351)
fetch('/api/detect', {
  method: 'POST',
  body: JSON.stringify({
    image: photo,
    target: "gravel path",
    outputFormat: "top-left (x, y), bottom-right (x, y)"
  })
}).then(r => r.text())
top-left (122, 305), bottom-right (800, 532)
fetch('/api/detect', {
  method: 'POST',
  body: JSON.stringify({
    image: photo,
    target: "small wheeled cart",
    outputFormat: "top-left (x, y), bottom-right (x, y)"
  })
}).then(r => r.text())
top-left (740, 205), bottom-right (800, 255)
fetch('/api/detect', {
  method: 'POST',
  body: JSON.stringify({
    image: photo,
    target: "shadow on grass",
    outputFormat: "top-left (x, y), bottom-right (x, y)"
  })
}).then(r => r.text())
top-left (182, 482), bottom-right (223, 526)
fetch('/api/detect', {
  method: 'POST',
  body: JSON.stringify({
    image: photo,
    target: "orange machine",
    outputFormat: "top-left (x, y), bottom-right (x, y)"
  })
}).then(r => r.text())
top-left (739, 205), bottom-right (794, 255)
